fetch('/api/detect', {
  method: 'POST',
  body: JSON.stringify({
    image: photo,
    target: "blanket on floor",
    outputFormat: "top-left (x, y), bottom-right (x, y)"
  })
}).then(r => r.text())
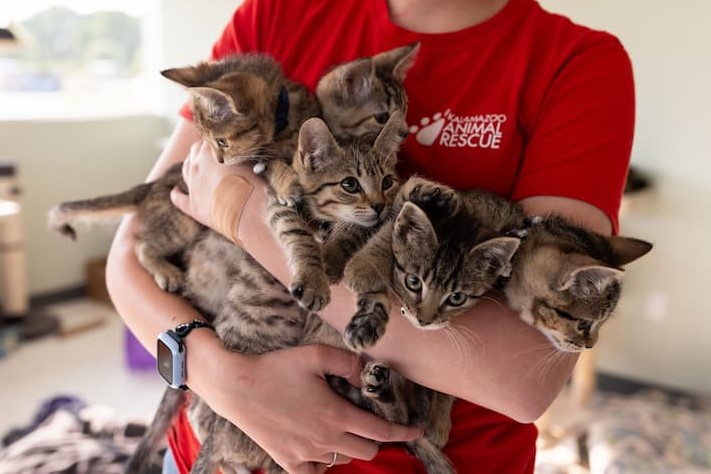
top-left (0, 395), bottom-right (161, 474)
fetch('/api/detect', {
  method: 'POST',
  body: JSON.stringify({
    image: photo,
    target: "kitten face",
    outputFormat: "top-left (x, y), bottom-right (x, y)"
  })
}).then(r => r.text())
top-left (316, 43), bottom-right (419, 141)
top-left (293, 112), bottom-right (406, 228)
top-left (392, 202), bottom-right (520, 329)
top-left (162, 59), bottom-right (284, 164)
top-left (507, 245), bottom-right (623, 352)
top-left (505, 221), bottom-right (652, 352)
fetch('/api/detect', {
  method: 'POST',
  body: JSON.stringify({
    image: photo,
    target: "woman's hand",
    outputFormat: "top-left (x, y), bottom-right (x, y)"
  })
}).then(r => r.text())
top-left (170, 141), bottom-right (253, 227)
top-left (171, 141), bottom-right (261, 244)
top-left (192, 343), bottom-right (422, 474)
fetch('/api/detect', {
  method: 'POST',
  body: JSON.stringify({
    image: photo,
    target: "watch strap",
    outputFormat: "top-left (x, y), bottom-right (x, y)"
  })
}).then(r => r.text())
top-left (172, 320), bottom-right (214, 339)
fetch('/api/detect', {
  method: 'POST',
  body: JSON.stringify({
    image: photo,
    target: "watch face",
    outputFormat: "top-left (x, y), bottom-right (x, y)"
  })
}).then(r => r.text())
top-left (157, 329), bottom-right (188, 389)
top-left (157, 338), bottom-right (174, 384)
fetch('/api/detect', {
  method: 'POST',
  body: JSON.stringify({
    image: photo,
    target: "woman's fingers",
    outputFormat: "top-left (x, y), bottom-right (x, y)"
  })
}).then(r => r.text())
top-left (332, 433), bottom-right (379, 461)
top-left (310, 344), bottom-right (364, 387)
top-left (343, 408), bottom-right (423, 443)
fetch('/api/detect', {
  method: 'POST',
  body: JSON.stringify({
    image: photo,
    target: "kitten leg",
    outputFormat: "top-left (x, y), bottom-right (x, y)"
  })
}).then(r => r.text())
top-left (190, 429), bottom-right (221, 474)
top-left (267, 197), bottom-right (330, 311)
top-left (407, 392), bottom-right (455, 474)
top-left (344, 292), bottom-right (391, 350)
top-left (406, 438), bottom-right (455, 474)
top-left (263, 160), bottom-right (303, 207)
top-left (125, 388), bottom-right (185, 474)
top-left (360, 362), bottom-right (409, 423)
top-left (322, 226), bottom-right (372, 283)
top-left (342, 224), bottom-right (394, 350)
top-left (135, 241), bottom-right (184, 292)
top-left (360, 363), bottom-right (455, 473)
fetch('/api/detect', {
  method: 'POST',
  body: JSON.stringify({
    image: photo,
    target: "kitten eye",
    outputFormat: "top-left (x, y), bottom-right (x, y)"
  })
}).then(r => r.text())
top-left (577, 320), bottom-right (592, 332)
top-left (553, 308), bottom-right (576, 321)
top-left (382, 175), bottom-right (394, 191)
top-left (404, 274), bottom-right (422, 292)
top-left (446, 292), bottom-right (467, 307)
top-left (374, 112), bottom-right (390, 124)
top-left (340, 177), bottom-right (360, 193)
top-left (216, 138), bottom-right (229, 149)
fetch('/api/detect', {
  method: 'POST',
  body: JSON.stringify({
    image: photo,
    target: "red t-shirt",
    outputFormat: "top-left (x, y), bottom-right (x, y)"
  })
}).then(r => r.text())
top-left (171, 0), bottom-right (634, 472)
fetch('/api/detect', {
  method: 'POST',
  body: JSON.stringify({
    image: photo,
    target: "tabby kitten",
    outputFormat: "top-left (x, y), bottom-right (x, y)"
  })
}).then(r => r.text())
top-left (47, 53), bottom-right (319, 293)
top-left (504, 215), bottom-right (652, 352)
top-left (343, 177), bottom-right (524, 350)
top-left (127, 53), bottom-right (420, 473)
top-left (316, 42), bottom-right (419, 143)
top-left (181, 113), bottom-right (410, 474)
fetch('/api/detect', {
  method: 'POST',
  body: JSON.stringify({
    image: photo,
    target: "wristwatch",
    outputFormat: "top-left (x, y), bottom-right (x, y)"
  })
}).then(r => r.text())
top-left (156, 320), bottom-right (214, 389)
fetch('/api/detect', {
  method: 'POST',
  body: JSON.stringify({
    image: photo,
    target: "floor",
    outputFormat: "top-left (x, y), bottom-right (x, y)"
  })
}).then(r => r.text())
top-left (0, 298), bottom-right (165, 438)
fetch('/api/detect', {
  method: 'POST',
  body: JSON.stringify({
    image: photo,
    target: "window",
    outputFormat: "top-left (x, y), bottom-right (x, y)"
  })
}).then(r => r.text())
top-left (0, 1), bottom-right (156, 119)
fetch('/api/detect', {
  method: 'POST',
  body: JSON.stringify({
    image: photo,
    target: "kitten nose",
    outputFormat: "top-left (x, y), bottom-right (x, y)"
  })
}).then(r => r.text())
top-left (371, 203), bottom-right (385, 215)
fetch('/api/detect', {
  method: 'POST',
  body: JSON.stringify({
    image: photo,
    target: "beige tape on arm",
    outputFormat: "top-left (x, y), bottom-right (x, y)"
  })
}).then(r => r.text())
top-left (210, 175), bottom-right (254, 245)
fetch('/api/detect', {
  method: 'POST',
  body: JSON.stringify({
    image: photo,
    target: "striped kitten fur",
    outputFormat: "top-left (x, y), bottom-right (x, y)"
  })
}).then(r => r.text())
top-left (343, 177), bottom-right (525, 351)
top-left (341, 179), bottom-right (651, 473)
top-left (177, 113), bottom-right (416, 474)
top-left (47, 53), bottom-right (320, 294)
top-left (336, 178), bottom-right (526, 474)
top-left (316, 42), bottom-right (419, 143)
top-left (505, 215), bottom-right (652, 352)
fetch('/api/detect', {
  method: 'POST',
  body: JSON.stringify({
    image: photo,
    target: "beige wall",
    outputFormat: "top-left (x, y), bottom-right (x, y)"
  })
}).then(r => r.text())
top-left (157, 0), bottom-right (240, 120)
top-left (0, 0), bottom-right (237, 298)
top-left (1, 117), bottom-right (170, 295)
top-left (539, 1), bottom-right (711, 395)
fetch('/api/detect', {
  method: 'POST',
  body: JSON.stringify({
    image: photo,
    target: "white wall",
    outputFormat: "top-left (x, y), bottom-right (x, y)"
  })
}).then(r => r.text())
top-left (539, 1), bottom-right (711, 395)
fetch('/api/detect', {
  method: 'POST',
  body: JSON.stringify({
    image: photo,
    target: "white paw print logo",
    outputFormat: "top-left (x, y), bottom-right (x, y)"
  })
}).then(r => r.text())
top-left (409, 112), bottom-right (446, 146)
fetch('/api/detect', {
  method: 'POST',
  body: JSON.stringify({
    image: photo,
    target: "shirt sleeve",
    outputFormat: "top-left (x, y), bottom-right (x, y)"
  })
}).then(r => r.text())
top-left (511, 33), bottom-right (635, 233)
top-left (178, 0), bottom-right (263, 120)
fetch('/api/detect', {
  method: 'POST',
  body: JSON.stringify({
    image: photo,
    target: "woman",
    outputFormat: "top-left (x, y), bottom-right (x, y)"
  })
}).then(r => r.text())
top-left (107, 0), bottom-right (633, 472)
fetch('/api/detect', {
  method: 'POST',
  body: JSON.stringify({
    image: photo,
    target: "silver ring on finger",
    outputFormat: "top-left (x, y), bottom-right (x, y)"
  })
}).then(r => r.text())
top-left (326, 452), bottom-right (338, 468)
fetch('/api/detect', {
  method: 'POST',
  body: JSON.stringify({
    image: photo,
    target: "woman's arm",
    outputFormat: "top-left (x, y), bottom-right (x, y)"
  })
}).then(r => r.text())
top-left (106, 118), bottom-right (420, 474)
top-left (172, 147), bottom-right (613, 423)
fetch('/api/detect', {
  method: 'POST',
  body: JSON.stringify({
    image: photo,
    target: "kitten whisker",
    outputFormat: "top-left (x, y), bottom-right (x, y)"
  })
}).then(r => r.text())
top-left (479, 295), bottom-right (509, 315)
top-left (449, 322), bottom-right (484, 352)
top-left (528, 348), bottom-right (565, 382)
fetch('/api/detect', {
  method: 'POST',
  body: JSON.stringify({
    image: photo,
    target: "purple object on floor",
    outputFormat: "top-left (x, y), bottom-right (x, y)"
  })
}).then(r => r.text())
top-left (124, 326), bottom-right (155, 371)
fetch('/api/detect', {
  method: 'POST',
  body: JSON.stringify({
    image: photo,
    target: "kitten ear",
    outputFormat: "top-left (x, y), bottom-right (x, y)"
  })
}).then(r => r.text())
top-left (372, 111), bottom-right (408, 162)
top-left (374, 42), bottom-right (420, 83)
top-left (161, 65), bottom-right (206, 88)
top-left (559, 265), bottom-right (624, 296)
top-left (188, 87), bottom-right (240, 122)
top-left (297, 118), bottom-right (339, 172)
top-left (393, 202), bottom-right (438, 253)
top-left (467, 236), bottom-right (521, 278)
top-left (338, 59), bottom-right (374, 102)
top-left (607, 236), bottom-right (653, 266)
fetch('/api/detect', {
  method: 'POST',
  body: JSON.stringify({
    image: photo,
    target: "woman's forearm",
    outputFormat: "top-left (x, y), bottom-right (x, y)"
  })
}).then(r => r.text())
top-left (105, 118), bottom-right (232, 392)
top-left (237, 179), bottom-right (581, 423)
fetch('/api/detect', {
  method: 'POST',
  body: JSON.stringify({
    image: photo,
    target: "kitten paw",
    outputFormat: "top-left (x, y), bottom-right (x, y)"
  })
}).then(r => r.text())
top-left (344, 301), bottom-right (388, 350)
top-left (407, 180), bottom-right (459, 216)
top-left (153, 269), bottom-right (183, 293)
top-left (361, 362), bottom-right (391, 398)
top-left (276, 181), bottom-right (304, 208)
top-left (289, 271), bottom-right (330, 312)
